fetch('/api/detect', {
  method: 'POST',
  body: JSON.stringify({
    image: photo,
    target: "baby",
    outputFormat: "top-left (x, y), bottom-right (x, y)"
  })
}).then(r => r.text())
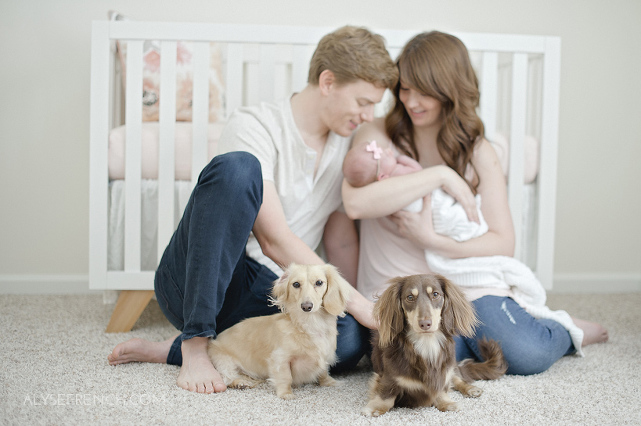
top-left (343, 140), bottom-right (423, 212)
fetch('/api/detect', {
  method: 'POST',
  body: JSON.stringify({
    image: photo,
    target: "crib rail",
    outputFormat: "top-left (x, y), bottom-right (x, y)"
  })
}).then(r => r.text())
top-left (89, 21), bottom-right (560, 293)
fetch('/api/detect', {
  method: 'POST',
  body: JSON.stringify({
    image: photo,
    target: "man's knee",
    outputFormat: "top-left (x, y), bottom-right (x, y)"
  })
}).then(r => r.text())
top-left (200, 152), bottom-right (262, 186)
top-left (197, 152), bottom-right (263, 204)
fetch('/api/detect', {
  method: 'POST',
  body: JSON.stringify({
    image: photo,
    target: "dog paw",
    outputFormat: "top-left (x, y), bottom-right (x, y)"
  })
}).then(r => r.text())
top-left (278, 391), bottom-right (295, 400)
top-left (361, 407), bottom-right (381, 417)
top-left (436, 402), bottom-right (459, 412)
top-left (319, 377), bottom-right (341, 387)
top-left (362, 396), bottom-right (394, 416)
top-left (229, 378), bottom-right (259, 389)
top-left (230, 382), bottom-right (251, 390)
top-left (361, 406), bottom-right (385, 417)
top-left (466, 386), bottom-right (482, 398)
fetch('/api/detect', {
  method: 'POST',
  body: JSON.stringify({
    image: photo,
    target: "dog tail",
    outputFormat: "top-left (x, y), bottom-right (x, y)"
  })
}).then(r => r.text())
top-left (458, 338), bottom-right (507, 381)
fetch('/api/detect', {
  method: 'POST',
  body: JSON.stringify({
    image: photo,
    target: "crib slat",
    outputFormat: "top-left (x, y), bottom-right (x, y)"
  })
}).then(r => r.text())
top-left (291, 45), bottom-right (313, 93)
top-left (508, 53), bottom-right (528, 262)
top-left (106, 271), bottom-right (156, 290)
top-left (89, 22), bottom-right (111, 290)
top-left (479, 52), bottom-right (498, 142)
top-left (191, 42), bottom-right (210, 187)
top-left (536, 37), bottom-right (561, 289)
top-left (259, 45), bottom-right (276, 102)
top-left (527, 57), bottom-right (543, 140)
top-left (273, 61), bottom-right (289, 102)
top-left (272, 45), bottom-right (291, 102)
top-left (242, 44), bottom-right (261, 107)
top-left (225, 43), bottom-right (243, 118)
top-left (157, 41), bottom-right (177, 264)
top-left (455, 32), bottom-right (547, 54)
top-left (124, 40), bottom-right (143, 273)
top-left (109, 22), bottom-right (332, 46)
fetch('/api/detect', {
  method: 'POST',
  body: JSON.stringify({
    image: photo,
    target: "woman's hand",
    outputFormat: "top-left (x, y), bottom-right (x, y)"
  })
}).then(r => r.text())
top-left (437, 166), bottom-right (479, 224)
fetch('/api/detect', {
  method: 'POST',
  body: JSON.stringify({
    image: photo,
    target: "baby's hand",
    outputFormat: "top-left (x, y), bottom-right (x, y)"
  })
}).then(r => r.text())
top-left (389, 194), bottom-right (437, 249)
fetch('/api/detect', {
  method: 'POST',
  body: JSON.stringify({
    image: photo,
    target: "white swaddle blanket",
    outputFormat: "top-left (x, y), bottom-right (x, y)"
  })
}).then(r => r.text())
top-left (427, 189), bottom-right (584, 356)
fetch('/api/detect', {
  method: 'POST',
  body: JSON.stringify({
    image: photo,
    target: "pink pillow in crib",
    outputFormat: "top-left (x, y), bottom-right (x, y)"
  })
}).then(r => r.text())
top-left (490, 133), bottom-right (540, 184)
top-left (110, 11), bottom-right (225, 123)
top-left (108, 122), bottom-right (225, 181)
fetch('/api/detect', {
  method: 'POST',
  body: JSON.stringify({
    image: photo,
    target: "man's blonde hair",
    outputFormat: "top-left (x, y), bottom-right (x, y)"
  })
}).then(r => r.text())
top-left (308, 26), bottom-right (398, 90)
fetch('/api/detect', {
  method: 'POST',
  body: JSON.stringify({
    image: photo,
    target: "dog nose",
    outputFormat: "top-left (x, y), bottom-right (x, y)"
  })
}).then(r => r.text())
top-left (419, 319), bottom-right (432, 331)
top-left (301, 302), bottom-right (313, 312)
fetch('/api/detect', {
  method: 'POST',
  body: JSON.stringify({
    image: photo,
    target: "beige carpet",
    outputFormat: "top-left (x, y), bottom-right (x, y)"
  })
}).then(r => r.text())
top-left (1, 292), bottom-right (639, 425)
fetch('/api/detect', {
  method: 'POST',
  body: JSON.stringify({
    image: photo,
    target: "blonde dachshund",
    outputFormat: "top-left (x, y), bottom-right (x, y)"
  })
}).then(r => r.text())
top-left (208, 263), bottom-right (352, 399)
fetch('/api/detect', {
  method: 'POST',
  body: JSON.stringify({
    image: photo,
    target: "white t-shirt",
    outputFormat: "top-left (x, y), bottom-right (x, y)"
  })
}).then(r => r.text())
top-left (218, 99), bottom-right (350, 275)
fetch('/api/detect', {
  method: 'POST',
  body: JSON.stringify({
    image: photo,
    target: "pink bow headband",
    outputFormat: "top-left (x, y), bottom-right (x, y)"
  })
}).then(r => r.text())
top-left (366, 140), bottom-right (382, 177)
top-left (366, 140), bottom-right (383, 159)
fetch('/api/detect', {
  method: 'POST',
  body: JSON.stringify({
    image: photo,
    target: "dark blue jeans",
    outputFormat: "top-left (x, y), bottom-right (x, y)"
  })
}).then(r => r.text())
top-left (454, 296), bottom-right (576, 375)
top-left (154, 152), bottom-right (369, 372)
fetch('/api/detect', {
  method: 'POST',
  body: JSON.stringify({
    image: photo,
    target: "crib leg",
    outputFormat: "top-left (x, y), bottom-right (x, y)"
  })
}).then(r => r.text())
top-left (105, 290), bottom-right (154, 333)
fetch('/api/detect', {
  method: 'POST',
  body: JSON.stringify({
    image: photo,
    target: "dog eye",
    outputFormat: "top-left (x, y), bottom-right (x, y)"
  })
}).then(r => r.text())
top-left (315, 280), bottom-right (324, 287)
top-left (432, 292), bottom-right (440, 298)
top-left (292, 282), bottom-right (301, 288)
top-left (406, 295), bottom-right (415, 302)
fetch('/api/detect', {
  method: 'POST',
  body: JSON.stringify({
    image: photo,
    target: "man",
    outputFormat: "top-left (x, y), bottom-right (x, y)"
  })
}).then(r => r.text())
top-left (108, 25), bottom-right (398, 393)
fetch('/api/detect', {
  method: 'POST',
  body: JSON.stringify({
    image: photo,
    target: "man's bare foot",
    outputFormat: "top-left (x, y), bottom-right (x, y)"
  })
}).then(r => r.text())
top-left (108, 335), bottom-right (176, 365)
top-left (177, 336), bottom-right (226, 394)
top-left (572, 317), bottom-right (609, 346)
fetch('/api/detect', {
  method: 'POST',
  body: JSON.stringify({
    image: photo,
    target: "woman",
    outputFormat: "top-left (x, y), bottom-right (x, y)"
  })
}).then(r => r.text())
top-left (342, 31), bottom-right (608, 375)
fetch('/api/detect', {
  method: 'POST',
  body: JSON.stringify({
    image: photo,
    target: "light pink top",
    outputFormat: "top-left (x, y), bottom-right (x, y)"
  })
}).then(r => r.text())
top-left (357, 216), bottom-right (429, 301)
top-left (356, 211), bottom-right (511, 302)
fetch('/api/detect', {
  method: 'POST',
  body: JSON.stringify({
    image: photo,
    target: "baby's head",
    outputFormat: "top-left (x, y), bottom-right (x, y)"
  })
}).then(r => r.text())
top-left (343, 140), bottom-right (397, 187)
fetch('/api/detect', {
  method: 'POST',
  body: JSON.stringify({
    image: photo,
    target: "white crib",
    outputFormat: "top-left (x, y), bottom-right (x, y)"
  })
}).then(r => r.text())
top-left (89, 21), bottom-right (560, 332)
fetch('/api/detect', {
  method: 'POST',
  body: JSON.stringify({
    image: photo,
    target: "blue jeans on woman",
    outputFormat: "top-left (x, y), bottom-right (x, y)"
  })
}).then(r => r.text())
top-left (454, 296), bottom-right (576, 375)
top-left (154, 152), bottom-right (370, 372)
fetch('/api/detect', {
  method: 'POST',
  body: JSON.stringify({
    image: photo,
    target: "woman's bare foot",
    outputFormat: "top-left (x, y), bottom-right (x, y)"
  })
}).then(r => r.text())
top-left (177, 336), bottom-right (227, 394)
top-left (572, 317), bottom-right (609, 346)
top-left (108, 335), bottom-right (177, 365)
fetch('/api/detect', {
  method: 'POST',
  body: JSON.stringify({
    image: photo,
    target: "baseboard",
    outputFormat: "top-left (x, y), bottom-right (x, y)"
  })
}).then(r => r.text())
top-left (0, 274), bottom-right (93, 294)
top-left (552, 273), bottom-right (641, 294)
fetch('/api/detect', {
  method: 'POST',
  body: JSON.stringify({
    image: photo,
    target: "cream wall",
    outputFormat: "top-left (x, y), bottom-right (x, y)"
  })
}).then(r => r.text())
top-left (1, 0), bottom-right (639, 292)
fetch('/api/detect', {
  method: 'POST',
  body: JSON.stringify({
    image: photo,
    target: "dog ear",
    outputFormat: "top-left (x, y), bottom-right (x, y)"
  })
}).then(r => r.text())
top-left (270, 263), bottom-right (295, 311)
top-left (373, 277), bottom-right (406, 347)
top-left (438, 274), bottom-right (479, 337)
top-left (322, 264), bottom-right (352, 317)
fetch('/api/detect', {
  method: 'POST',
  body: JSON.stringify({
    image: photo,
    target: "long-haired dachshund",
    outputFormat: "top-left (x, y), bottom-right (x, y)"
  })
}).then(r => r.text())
top-left (362, 274), bottom-right (507, 416)
top-left (207, 263), bottom-right (352, 399)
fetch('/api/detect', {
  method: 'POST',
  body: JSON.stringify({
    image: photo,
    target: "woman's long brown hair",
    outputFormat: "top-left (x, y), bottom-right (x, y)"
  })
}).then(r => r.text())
top-left (385, 31), bottom-right (484, 193)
